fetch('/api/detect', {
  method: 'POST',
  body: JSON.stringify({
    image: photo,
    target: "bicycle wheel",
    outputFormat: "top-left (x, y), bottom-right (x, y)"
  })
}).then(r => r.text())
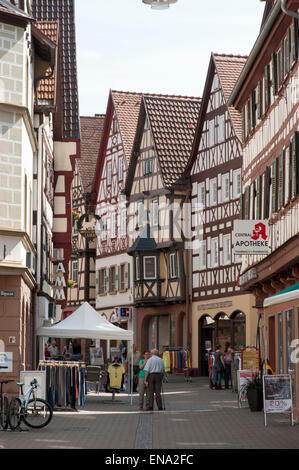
top-left (23, 398), bottom-right (53, 429)
top-left (8, 397), bottom-right (22, 430)
top-left (0, 396), bottom-right (9, 430)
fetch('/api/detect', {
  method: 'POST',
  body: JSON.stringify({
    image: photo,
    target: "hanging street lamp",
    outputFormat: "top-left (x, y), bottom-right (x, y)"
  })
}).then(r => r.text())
top-left (142, 0), bottom-right (178, 10)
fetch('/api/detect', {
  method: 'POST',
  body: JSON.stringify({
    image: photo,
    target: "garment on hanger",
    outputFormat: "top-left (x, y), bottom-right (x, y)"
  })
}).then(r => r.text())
top-left (107, 362), bottom-right (125, 392)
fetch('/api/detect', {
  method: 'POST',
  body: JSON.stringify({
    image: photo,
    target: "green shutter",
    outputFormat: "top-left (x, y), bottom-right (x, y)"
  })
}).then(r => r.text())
top-left (116, 266), bottom-right (120, 291)
top-left (256, 175), bottom-right (261, 219)
top-left (272, 52), bottom-right (278, 95)
top-left (278, 152), bottom-right (284, 209)
top-left (292, 132), bottom-right (299, 197)
top-left (292, 18), bottom-right (298, 63)
top-left (246, 100), bottom-right (251, 135)
top-left (271, 159), bottom-right (278, 213)
top-left (241, 108), bottom-right (245, 141)
top-left (288, 142), bottom-right (292, 202)
top-left (105, 267), bottom-right (109, 293)
top-left (257, 80), bottom-right (263, 119)
top-left (251, 181), bottom-right (256, 220)
top-left (96, 270), bottom-right (99, 295)
top-left (286, 29), bottom-right (291, 74)
top-left (240, 193), bottom-right (244, 220)
top-left (265, 167), bottom-right (271, 218)
top-left (251, 90), bottom-right (256, 129)
top-left (265, 65), bottom-right (271, 108)
top-left (245, 186), bottom-right (250, 220)
top-left (125, 262), bottom-right (130, 289)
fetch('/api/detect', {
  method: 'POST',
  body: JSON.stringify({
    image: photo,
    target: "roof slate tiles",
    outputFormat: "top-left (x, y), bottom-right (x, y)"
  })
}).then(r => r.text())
top-left (213, 53), bottom-right (247, 141)
top-left (32, 0), bottom-right (80, 139)
top-left (144, 95), bottom-right (201, 187)
top-left (79, 115), bottom-right (105, 192)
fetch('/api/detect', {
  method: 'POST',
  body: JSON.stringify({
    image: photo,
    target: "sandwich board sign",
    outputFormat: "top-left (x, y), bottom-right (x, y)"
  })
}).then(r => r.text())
top-left (263, 374), bottom-right (294, 426)
top-left (238, 370), bottom-right (259, 407)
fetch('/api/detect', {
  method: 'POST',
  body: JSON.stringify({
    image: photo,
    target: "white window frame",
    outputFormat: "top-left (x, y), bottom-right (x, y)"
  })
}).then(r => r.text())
top-left (218, 114), bottom-right (225, 142)
top-left (143, 255), bottom-right (157, 280)
top-left (223, 234), bottom-right (231, 265)
top-left (210, 178), bottom-right (217, 206)
top-left (199, 240), bottom-right (206, 270)
top-left (197, 182), bottom-right (205, 209)
top-left (71, 260), bottom-right (78, 283)
top-left (119, 157), bottom-right (124, 181)
top-left (120, 209), bottom-right (126, 236)
top-left (137, 200), bottom-right (144, 228)
top-left (211, 238), bottom-right (219, 267)
top-left (111, 212), bottom-right (117, 238)
top-left (136, 256), bottom-right (140, 281)
top-left (151, 197), bottom-right (159, 227)
top-left (144, 158), bottom-right (153, 176)
top-left (101, 216), bottom-right (107, 241)
top-left (221, 173), bottom-right (230, 202)
top-left (233, 169), bottom-right (242, 199)
top-left (107, 161), bottom-right (112, 186)
top-left (169, 252), bottom-right (177, 279)
top-left (209, 119), bottom-right (215, 147)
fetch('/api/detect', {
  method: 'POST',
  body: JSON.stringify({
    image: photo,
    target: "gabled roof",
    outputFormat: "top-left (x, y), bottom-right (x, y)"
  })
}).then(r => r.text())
top-left (32, 0), bottom-right (80, 140)
top-left (184, 52), bottom-right (247, 176)
top-left (35, 21), bottom-right (58, 102)
top-left (125, 93), bottom-right (201, 194)
top-left (112, 91), bottom-right (143, 164)
top-left (79, 115), bottom-right (105, 193)
top-left (214, 53), bottom-right (247, 141)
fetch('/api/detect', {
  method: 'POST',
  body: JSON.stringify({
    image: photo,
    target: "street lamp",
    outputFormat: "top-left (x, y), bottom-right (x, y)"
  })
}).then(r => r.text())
top-left (142, 0), bottom-right (178, 10)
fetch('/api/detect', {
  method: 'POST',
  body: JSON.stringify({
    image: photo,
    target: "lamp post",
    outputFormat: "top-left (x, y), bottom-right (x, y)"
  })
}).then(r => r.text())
top-left (142, 0), bottom-right (178, 10)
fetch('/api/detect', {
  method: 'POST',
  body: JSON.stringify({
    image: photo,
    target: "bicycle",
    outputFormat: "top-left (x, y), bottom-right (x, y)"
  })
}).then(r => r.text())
top-left (0, 379), bottom-right (14, 430)
top-left (8, 378), bottom-right (53, 430)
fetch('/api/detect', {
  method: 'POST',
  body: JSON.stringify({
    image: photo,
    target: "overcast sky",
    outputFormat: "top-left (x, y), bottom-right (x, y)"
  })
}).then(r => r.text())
top-left (75, 0), bottom-right (265, 117)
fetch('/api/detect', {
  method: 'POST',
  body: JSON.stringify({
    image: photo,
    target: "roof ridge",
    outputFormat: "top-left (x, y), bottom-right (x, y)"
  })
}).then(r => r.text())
top-left (213, 53), bottom-right (248, 59)
top-left (112, 89), bottom-right (201, 101)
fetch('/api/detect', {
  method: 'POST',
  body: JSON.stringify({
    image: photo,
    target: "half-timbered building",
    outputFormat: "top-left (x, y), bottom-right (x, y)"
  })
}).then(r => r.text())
top-left (184, 53), bottom-right (256, 375)
top-left (125, 94), bottom-right (201, 354)
top-left (229, 1), bottom-right (299, 418)
top-left (92, 91), bottom-right (142, 340)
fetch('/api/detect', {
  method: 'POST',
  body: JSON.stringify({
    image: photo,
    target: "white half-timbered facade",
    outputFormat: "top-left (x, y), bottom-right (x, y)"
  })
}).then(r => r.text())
top-left (125, 94), bottom-right (201, 354)
top-left (187, 54), bottom-right (256, 374)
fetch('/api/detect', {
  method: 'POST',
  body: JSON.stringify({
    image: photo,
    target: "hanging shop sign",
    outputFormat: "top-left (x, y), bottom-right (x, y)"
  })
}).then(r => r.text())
top-left (263, 374), bottom-right (294, 426)
top-left (0, 352), bottom-right (13, 372)
top-left (112, 307), bottom-right (132, 322)
top-left (205, 340), bottom-right (212, 351)
top-left (241, 346), bottom-right (260, 371)
top-left (78, 213), bottom-right (101, 240)
top-left (238, 370), bottom-right (259, 406)
top-left (233, 220), bottom-right (270, 255)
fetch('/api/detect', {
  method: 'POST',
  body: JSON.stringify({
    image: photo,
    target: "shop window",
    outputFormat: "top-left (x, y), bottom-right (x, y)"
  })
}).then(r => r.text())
top-left (285, 308), bottom-right (295, 373)
top-left (278, 312), bottom-right (283, 373)
top-left (231, 312), bottom-right (246, 351)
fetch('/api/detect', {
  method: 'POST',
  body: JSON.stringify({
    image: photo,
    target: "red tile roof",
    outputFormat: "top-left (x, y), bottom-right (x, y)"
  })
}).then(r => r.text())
top-left (79, 115), bottom-right (105, 192)
top-left (35, 21), bottom-right (58, 102)
top-left (144, 95), bottom-right (201, 187)
top-left (213, 53), bottom-right (247, 141)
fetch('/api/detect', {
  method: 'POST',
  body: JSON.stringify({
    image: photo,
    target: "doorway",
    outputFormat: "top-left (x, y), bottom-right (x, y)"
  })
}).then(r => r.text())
top-left (198, 315), bottom-right (215, 376)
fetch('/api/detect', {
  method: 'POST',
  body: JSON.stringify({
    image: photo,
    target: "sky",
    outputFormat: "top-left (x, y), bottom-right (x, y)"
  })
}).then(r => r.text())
top-left (75, 0), bottom-right (266, 117)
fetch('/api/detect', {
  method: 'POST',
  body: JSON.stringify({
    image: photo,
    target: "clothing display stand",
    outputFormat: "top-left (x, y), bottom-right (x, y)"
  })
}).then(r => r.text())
top-left (162, 347), bottom-right (191, 376)
top-left (38, 360), bottom-right (86, 410)
top-left (102, 361), bottom-right (127, 404)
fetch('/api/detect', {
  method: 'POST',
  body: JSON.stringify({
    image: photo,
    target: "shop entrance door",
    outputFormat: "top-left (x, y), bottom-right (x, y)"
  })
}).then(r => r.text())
top-left (198, 316), bottom-right (215, 376)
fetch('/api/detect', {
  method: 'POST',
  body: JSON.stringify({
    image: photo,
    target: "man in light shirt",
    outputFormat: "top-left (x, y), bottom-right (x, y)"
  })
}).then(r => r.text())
top-left (144, 349), bottom-right (165, 411)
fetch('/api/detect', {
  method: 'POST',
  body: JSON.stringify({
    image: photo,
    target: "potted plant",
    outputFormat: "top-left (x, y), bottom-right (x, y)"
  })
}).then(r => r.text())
top-left (241, 373), bottom-right (263, 412)
top-left (72, 209), bottom-right (79, 220)
top-left (67, 278), bottom-right (75, 288)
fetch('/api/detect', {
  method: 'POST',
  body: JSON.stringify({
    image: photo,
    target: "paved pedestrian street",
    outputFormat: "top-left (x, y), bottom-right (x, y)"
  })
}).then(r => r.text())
top-left (1, 376), bottom-right (299, 454)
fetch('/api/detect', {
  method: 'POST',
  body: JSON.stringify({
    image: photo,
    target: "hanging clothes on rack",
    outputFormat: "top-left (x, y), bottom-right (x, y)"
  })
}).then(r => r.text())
top-left (38, 360), bottom-right (86, 409)
top-left (162, 348), bottom-right (191, 374)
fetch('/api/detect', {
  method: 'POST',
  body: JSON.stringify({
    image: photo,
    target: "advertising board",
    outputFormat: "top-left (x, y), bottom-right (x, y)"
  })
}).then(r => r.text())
top-left (263, 374), bottom-right (294, 426)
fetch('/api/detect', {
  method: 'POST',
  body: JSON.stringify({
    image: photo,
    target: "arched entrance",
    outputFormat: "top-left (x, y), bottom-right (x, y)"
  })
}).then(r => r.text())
top-left (215, 312), bottom-right (231, 349)
top-left (198, 315), bottom-right (215, 376)
top-left (230, 311), bottom-right (246, 351)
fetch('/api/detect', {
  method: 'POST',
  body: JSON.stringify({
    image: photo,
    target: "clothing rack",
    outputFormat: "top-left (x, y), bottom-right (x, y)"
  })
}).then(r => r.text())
top-left (162, 347), bottom-right (191, 374)
top-left (38, 360), bottom-right (86, 410)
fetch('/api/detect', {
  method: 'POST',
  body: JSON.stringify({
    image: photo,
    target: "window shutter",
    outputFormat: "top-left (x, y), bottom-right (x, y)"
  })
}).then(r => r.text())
top-left (125, 262), bottom-right (130, 289)
top-left (285, 29), bottom-right (291, 75)
top-left (241, 108), bottom-right (246, 141)
top-left (245, 186), bottom-right (250, 220)
top-left (257, 80), bottom-right (263, 119)
top-left (246, 100), bottom-right (251, 135)
top-left (292, 132), bottom-right (299, 197)
top-left (256, 175), bottom-right (261, 219)
top-left (278, 152), bottom-right (284, 209)
top-left (288, 142), bottom-right (292, 202)
top-left (239, 193), bottom-right (244, 219)
top-left (251, 181), bottom-right (256, 220)
top-left (96, 270), bottom-right (99, 295)
top-left (251, 90), bottom-right (256, 129)
top-left (264, 167), bottom-right (271, 218)
top-left (116, 266), bottom-right (120, 291)
top-left (265, 64), bottom-right (271, 108)
top-left (292, 18), bottom-right (298, 63)
top-left (105, 267), bottom-right (109, 293)
top-left (272, 52), bottom-right (278, 95)
top-left (271, 159), bottom-right (278, 213)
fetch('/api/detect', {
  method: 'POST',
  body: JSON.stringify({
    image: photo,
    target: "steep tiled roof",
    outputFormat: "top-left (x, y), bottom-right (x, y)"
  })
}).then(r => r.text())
top-left (213, 54), bottom-right (247, 141)
top-left (144, 95), bottom-right (201, 187)
top-left (79, 115), bottom-right (105, 192)
top-left (35, 21), bottom-right (58, 102)
top-left (32, 0), bottom-right (80, 139)
top-left (112, 91), bottom-right (143, 164)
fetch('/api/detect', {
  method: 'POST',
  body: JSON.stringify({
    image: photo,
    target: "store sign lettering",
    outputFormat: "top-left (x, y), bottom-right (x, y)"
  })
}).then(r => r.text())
top-left (53, 263), bottom-right (66, 301)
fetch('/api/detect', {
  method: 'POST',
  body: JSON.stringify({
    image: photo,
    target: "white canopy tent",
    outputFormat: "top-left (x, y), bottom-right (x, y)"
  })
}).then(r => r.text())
top-left (36, 302), bottom-right (134, 403)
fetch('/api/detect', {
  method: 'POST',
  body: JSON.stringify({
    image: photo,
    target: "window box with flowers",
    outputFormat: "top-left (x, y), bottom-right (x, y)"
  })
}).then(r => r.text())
top-left (67, 279), bottom-right (75, 288)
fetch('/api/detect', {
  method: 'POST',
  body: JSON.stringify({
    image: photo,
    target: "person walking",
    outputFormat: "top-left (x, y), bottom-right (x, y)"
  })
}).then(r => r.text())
top-left (212, 344), bottom-right (225, 390)
top-left (138, 351), bottom-right (150, 410)
top-left (144, 349), bottom-right (165, 411)
top-left (223, 342), bottom-right (234, 389)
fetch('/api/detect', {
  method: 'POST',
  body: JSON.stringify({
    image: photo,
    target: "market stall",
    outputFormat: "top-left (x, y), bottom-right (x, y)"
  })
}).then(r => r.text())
top-left (36, 302), bottom-right (134, 406)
